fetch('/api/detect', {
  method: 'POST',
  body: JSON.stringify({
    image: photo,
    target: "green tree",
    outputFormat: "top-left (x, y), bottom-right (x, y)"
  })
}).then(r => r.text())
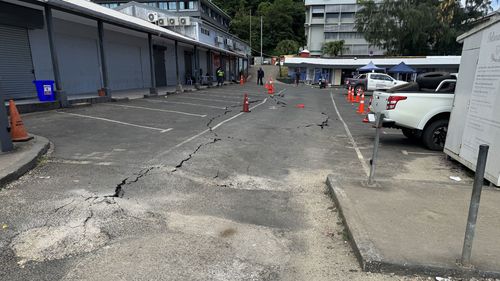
top-left (322, 40), bottom-right (346, 57)
top-left (275, 40), bottom-right (299, 55)
top-left (355, 0), bottom-right (492, 56)
top-left (223, 0), bottom-right (305, 56)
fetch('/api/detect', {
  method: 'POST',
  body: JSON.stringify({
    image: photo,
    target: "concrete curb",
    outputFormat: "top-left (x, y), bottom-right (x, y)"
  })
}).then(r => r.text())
top-left (325, 174), bottom-right (500, 279)
top-left (0, 135), bottom-right (50, 189)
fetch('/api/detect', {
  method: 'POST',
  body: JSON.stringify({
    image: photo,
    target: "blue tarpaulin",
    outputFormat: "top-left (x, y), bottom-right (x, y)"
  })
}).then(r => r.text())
top-left (357, 61), bottom-right (385, 72)
top-left (388, 62), bottom-right (416, 74)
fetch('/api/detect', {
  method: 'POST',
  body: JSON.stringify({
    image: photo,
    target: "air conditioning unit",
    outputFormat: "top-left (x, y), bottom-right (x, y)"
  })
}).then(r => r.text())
top-left (178, 17), bottom-right (191, 26)
top-left (215, 36), bottom-right (224, 44)
top-left (147, 12), bottom-right (159, 22)
top-left (226, 39), bottom-right (233, 46)
top-left (157, 18), bottom-right (167, 26)
top-left (167, 17), bottom-right (179, 26)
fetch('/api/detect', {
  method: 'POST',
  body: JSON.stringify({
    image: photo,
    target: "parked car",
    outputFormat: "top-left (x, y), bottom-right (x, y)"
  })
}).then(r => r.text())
top-left (345, 73), bottom-right (408, 92)
top-left (368, 72), bottom-right (457, 150)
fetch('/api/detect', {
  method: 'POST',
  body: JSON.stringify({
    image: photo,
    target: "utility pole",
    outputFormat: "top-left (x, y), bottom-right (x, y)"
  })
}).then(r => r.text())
top-left (260, 16), bottom-right (263, 65)
top-left (249, 10), bottom-right (252, 56)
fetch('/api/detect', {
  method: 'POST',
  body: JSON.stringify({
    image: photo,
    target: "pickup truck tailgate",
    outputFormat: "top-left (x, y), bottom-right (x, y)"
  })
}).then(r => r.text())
top-left (370, 91), bottom-right (390, 113)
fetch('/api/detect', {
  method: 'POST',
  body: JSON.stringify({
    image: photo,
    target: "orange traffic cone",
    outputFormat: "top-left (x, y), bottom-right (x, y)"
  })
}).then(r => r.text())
top-left (346, 86), bottom-right (351, 101)
top-left (357, 90), bottom-right (366, 114)
top-left (240, 75), bottom-right (244, 85)
top-left (242, 94), bottom-right (249, 112)
top-left (353, 88), bottom-right (360, 103)
top-left (268, 79), bottom-right (274, 95)
top-left (8, 100), bottom-right (32, 142)
top-left (349, 87), bottom-right (355, 103)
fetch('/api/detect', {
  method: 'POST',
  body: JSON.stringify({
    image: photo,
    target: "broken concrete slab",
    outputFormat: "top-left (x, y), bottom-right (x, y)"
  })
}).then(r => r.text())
top-left (326, 174), bottom-right (500, 279)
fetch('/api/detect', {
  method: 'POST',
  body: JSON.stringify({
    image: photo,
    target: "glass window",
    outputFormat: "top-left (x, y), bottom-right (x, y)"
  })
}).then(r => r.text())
top-left (311, 5), bottom-right (325, 13)
top-left (324, 33), bottom-right (338, 40)
top-left (179, 1), bottom-right (197, 10)
top-left (325, 5), bottom-right (340, 13)
top-left (312, 13), bottom-right (324, 18)
top-left (146, 2), bottom-right (157, 7)
top-left (159, 1), bottom-right (176, 10)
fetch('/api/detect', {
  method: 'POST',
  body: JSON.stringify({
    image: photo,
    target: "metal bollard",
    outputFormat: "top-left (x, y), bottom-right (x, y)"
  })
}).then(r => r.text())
top-left (460, 144), bottom-right (489, 267)
top-left (368, 113), bottom-right (384, 186)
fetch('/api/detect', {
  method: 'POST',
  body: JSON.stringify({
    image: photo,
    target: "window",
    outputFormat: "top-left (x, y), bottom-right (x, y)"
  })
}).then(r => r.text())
top-left (201, 27), bottom-right (210, 36)
top-left (179, 1), bottom-right (197, 10)
top-left (101, 3), bottom-right (120, 8)
top-left (145, 2), bottom-right (157, 7)
top-left (311, 5), bottom-right (325, 13)
top-left (338, 32), bottom-right (364, 40)
top-left (324, 33), bottom-right (338, 40)
top-left (159, 1), bottom-right (177, 10)
top-left (341, 4), bottom-right (357, 12)
top-left (325, 5), bottom-right (341, 13)
top-left (340, 13), bottom-right (354, 20)
top-left (312, 13), bottom-right (324, 18)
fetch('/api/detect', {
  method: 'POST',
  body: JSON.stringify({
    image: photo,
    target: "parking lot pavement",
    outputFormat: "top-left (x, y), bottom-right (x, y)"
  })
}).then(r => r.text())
top-left (1, 83), bottom-right (475, 281)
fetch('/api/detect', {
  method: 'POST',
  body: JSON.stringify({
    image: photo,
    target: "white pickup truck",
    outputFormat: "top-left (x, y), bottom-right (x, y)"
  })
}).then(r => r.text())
top-left (368, 72), bottom-right (457, 150)
top-left (345, 73), bottom-right (408, 92)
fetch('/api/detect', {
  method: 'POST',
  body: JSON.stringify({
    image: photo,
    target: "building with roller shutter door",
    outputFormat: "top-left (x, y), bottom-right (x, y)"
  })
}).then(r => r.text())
top-left (0, 0), bottom-right (250, 104)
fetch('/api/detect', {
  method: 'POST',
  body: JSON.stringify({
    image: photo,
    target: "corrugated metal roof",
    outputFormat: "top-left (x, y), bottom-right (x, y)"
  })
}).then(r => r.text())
top-left (35, 0), bottom-right (245, 57)
top-left (283, 56), bottom-right (461, 67)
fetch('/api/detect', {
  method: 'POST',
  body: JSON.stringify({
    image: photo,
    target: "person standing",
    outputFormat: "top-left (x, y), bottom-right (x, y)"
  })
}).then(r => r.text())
top-left (257, 67), bottom-right (265, 85)
top-left (295, 68), bottom-right (301, 86)
top-left (216, 66), bottom-right (225, 86)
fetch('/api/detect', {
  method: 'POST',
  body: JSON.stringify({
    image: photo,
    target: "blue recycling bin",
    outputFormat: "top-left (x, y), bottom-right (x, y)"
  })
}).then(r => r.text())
top-left (33, 80), bottom-right (56, 102)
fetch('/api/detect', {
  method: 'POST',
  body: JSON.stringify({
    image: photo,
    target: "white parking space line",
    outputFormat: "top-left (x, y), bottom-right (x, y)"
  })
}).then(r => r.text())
top-left (186, 93), bottom-right (243, 100)
top-left (59, 112), bottom-right (173, 133)
top-left (143, 99), bottom-right (227, 109)
top-left (169, 96), bottom-right (235, 103)
top-left (330, 92), bottom-right (370, 176)
top-left (106, 104), bottom-right (207, 117)
top-left (383, 131), bottom-right (401, 135)
top-left (401, 150), bottom-right (441, 156)
top-left (153, 98), bottom-right (268, 159)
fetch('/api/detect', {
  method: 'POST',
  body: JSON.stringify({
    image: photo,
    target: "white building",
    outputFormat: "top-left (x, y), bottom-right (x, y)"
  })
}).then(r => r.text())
top-left (284, 56), bottom-right (461, 85)
top-left (304, 0), bottom-right (384, 57)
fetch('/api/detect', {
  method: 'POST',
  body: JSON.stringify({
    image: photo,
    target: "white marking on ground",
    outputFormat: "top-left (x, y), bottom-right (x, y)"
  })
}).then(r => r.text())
top-left (169, 96), bottom-right (233, 103)
top-left (59, 112), bottom-right (173, 133)
top-left (330, 92), bottom-right (370, 176)
top-left (186, 92), bottom-right (243, 100)
top-left (143, 99), bottom-right (227, 109)
top-left (106, 103), bottom-right (206, 117)
top-left (154, 98), bottom-right (268, 159)
top-left (401, 150), bottom-right (441, 156)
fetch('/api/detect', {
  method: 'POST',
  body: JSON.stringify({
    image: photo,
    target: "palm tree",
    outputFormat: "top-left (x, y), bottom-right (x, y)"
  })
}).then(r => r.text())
top-left (322, 40), bottom-right (347, 57)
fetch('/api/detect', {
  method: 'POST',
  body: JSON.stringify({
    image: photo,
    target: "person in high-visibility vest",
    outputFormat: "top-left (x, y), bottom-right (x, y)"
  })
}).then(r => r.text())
top-left (216, 67), bottom-right (225, 86)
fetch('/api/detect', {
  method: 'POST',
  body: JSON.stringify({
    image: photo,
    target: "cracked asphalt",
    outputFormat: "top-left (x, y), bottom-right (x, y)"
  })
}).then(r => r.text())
top-left (0, 80), bottom-right (468, 280)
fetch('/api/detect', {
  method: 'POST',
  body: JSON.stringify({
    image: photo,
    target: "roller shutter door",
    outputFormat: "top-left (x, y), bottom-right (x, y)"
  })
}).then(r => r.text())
top-left (0, 25), bottom-right (36, 99)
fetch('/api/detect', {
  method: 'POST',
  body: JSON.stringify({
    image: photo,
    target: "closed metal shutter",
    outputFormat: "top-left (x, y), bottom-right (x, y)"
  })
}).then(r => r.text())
top-left (0, 25), bottom-right (36, 99)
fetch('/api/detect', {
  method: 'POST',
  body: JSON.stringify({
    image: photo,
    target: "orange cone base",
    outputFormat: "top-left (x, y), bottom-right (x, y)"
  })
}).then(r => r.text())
top-left (12, 134), bottom-right (33, 142)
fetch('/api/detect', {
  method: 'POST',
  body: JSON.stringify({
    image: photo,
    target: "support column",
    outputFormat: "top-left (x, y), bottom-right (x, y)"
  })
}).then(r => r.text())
top-left (147, 33), bottom-right (157, 96)
top-left (174, 40), bottom-right (183, 93)
top-left (194, 45), bottom-right (200, 89)
top-left (45, 6), bottom-right (68, 107)
top-left (97, 20), bottom-right (110, 98)
top-left (0, 95), bottom-right (13, 152)
top-left (220, 52), bottom-right (225, 81)
top-left (207, 50), bottom-right (212, 87)
top-left (237, 58), bottom-right (240, 80)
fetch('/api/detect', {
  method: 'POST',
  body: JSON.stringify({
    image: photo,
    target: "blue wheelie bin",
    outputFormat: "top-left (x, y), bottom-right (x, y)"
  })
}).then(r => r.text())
top-left (33, 80), bottom-right (56, 101)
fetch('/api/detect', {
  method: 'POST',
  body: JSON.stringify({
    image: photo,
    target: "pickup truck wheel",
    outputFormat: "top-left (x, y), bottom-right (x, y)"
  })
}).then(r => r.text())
top-left (401, 128), bottom-right (421, 140)
top-left (355, 85), bottom-right (365, 93)
top-left (422, 119), bottom-right (448, 151)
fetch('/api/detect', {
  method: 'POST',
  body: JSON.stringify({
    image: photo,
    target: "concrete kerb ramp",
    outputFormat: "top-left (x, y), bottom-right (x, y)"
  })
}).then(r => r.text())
top-left (326, 174), bottom-right (500, 279)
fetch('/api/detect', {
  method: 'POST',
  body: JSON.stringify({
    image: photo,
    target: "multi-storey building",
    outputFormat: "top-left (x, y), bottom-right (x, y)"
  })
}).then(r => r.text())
top-left (304, 0), bottom-right (384, 57)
